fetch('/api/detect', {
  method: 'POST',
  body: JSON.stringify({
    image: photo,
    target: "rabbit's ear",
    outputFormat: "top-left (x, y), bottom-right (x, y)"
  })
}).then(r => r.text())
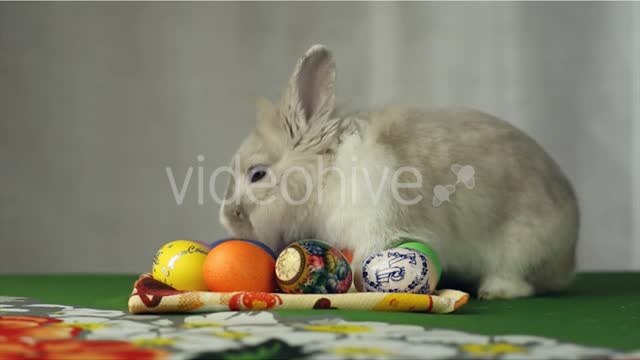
top-left (280, 44), bottom-right (336, 143)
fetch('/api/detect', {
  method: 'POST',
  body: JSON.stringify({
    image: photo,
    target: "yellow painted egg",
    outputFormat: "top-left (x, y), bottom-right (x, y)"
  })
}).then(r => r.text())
top-left (151, 240), bottom-right (210, 291)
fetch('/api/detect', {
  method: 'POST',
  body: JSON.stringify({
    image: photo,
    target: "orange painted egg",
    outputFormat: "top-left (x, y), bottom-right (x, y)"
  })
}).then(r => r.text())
top-left (202, 239), bottom-right (277, 293)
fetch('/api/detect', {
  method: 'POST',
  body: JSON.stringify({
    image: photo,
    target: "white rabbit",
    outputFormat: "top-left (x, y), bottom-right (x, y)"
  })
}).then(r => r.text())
top-left (220, 44), bottom-right (578, 299)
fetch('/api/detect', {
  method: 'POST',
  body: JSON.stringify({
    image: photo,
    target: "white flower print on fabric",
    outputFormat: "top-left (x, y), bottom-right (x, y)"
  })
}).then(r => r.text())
top-left (49, 308), bottom-right (126, 318)
top-left (59, 316), bottom-right (156, 339)
top-left (297, 319), bottom-right (430, 340)
top-left (305, 338), bottom-right (458, 360)
top-left (0, 304), bottom-right (29, 313)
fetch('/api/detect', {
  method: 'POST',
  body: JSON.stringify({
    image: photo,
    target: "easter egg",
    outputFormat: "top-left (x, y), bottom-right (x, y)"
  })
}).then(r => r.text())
top-left (151, 240), bottom-right (210, 291)
top-left (209, 238), bottom-right (277, 258)
top-left (203, 239), bottom-right (277, 293)
top-left (275, 239), bottom-right (352, 294)
top-left (397, 241), bottom-right (442, 278)
top-left (361, 243), bottom-right (441, 294)
top-left (340, 248), bottom-right (354, 264)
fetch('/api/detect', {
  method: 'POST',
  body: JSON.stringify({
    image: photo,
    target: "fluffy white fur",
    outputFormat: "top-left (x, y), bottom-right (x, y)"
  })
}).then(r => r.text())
top-left (220, 45), bottom-right (579, 299)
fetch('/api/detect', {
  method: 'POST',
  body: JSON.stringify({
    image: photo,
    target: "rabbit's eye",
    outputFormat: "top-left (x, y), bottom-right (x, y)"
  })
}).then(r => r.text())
top-left (248, 165), bottom-right (268, 183)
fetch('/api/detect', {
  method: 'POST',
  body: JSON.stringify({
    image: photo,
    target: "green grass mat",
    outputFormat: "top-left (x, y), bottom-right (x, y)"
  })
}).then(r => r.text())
top-left (1, 272), bottom-right (638, 351)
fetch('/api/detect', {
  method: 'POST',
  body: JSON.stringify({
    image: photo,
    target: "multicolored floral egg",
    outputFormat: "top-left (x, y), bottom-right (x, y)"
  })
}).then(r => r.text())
top-left (275, 239), bottom-right (352, 294)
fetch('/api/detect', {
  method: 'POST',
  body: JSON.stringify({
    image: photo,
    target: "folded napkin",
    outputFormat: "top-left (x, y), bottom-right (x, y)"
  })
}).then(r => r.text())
top-left (128, 273), bottom-right (469, 314)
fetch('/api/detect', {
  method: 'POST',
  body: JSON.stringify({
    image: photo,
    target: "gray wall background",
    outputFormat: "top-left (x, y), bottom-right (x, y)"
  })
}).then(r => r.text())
top-left (1, 2), bottom-right (639, 273)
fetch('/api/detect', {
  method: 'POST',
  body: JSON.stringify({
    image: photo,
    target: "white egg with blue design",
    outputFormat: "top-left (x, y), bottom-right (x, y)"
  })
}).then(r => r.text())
top-left (362, 247), bottom-right (439, 294)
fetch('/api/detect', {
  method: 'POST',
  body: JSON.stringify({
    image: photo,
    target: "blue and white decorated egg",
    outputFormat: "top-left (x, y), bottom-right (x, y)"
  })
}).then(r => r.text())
top-left (361, 247), bottom-right (439, 294)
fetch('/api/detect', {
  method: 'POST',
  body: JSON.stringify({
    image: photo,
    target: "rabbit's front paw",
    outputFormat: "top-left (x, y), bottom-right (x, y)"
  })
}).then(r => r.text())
top-left (478, 276), bottom-right (534, 299)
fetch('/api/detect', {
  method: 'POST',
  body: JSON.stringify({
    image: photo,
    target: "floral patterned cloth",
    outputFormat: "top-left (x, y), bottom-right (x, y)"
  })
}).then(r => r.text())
top-left (1, 296), bottom-right (638, 360)
top-left (128, 273), bottom-right (469, 314)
